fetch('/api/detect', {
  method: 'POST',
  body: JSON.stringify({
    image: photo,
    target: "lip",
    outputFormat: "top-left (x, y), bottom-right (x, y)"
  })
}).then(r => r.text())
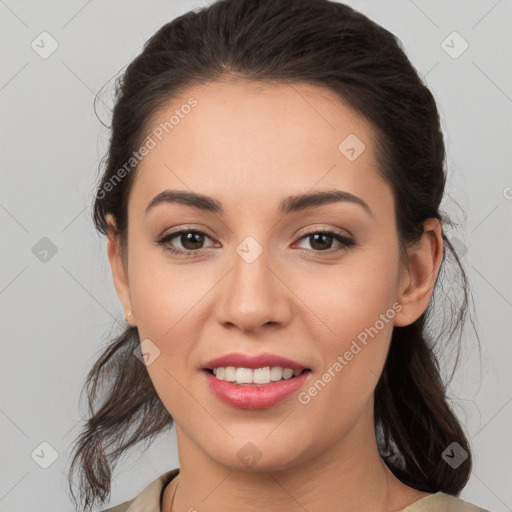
top-left (203, 369), bottom-right (311, 409)
top-left (201, 352), bottom-right (309, 371)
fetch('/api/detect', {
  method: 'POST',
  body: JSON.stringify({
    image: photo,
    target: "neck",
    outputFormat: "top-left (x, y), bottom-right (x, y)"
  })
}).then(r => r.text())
top-left (162, 407), bottom-right (427, 512)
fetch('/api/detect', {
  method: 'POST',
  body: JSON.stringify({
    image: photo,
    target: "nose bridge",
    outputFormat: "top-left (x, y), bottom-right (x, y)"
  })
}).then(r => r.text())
top-left (214, 234), bottom-right (291, 331)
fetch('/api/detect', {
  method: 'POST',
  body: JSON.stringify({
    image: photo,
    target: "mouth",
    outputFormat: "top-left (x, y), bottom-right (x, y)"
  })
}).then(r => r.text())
top-left (203, 366), bottom-right (312, 386)
top-left (202, 366), bottom-right (312, 409)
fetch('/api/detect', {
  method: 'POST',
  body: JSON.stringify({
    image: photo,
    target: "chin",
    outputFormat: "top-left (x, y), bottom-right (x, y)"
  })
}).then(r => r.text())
top-left (204, 435), bottom-right (311, 473)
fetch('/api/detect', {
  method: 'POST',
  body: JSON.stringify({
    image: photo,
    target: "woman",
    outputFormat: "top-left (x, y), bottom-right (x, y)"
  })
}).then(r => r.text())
top-left (67, 0), bottom-right (489, 510)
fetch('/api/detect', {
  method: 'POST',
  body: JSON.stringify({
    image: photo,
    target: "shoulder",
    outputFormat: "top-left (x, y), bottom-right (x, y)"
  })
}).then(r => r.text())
top-left (401, 491), bottom-right (491, 512)
top-left (101, 468), bottom-right (180, 512)
top-left (101, 498), bottom-right (135, 512)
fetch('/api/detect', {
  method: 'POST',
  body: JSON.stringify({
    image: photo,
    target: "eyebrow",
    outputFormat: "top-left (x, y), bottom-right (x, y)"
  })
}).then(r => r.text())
top-left (145, 189), bottom-right (374, 218)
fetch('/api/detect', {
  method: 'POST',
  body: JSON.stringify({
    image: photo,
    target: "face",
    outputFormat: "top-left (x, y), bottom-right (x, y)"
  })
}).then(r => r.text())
top-left (107, 79), bottom-right (436, 473)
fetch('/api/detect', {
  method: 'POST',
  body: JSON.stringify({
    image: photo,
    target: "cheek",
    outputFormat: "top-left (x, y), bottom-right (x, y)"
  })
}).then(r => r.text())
top-left (127, 244), bottom-right (210, 342)
top-left (131, 268), bottom-right (202, 416)
top-left (294, 271), bottom-right (397, 438)
top-left (293, 255), bottom-right (399, 345)
top-left (290, 249), bottom-right (400, 403)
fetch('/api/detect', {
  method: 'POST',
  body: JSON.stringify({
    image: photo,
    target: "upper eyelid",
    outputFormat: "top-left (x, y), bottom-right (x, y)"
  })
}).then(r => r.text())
top-left (160, 226), bottom-right (352, 248)
top-left (162, 225), bottom-right (350, 238)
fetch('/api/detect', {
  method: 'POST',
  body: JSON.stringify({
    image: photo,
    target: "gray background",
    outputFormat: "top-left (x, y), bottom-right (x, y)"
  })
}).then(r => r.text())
top-left (1, 0), bottom-right (511, 510)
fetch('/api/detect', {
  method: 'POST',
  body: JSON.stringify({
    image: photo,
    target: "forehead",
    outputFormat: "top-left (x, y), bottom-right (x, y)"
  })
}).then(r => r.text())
top-left (130, 79), bottom-right (391, 218)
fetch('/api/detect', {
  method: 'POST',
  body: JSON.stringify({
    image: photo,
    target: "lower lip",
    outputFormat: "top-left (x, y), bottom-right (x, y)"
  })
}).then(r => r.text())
top-left (203, 370), bottom-right (311, 410)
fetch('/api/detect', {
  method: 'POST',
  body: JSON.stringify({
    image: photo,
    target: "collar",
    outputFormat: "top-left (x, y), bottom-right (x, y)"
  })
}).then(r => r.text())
top-left (123, 468), bottom-right (180, 512)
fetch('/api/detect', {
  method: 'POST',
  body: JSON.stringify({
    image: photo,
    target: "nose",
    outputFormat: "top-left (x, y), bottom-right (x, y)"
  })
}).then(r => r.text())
top-left (213, 243), bottom-right (293, 334)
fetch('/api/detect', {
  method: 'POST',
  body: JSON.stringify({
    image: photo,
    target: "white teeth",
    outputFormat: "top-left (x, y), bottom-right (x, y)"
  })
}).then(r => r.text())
top-left (283, 368), bottom-right (294, 379)
top-left (224, 366), bottom-right (237, 382)
top-left (270, 367), bottom-right (283, 381)
top-left (236, 367), bottom-right (253, 384)
top-left (210, 366), bottom-right (305, 385)
top-left (254, 367), bottom-right (272, 384)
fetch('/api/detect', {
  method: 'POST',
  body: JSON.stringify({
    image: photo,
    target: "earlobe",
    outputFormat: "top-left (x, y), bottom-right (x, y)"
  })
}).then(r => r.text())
top-left (106, 214), bottom-right (136, 326)
top-left (393, 218), bottom-right (443, 327)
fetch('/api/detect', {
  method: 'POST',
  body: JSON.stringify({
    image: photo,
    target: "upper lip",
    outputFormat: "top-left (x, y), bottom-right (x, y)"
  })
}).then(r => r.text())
top-left (202, 352), bottom-right (309, 370)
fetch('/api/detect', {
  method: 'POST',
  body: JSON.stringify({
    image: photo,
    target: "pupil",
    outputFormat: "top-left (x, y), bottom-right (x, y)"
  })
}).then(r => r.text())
top-left (178, 232), bottom-right (334, 251)
top-left (182, 232), bottom-right (204, 249)
top-left (311, 233), bottom-right (332, 250)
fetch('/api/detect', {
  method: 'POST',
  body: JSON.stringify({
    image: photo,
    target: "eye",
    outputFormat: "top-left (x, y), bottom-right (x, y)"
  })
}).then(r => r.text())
top-left (294, 229), bottom-right (355, 253)
top-left (155, 227), bottom-right (356, 257)
top-left (155, 228), bottom-right (217, 255)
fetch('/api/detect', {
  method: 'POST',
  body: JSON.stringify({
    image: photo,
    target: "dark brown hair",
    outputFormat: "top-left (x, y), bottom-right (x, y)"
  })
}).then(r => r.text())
top-left (67, 0), bottom-right (479, 509)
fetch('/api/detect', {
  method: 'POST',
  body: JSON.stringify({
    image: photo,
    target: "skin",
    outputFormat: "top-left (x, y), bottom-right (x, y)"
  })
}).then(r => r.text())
top-left (106, 78), bottom-right (443, 512)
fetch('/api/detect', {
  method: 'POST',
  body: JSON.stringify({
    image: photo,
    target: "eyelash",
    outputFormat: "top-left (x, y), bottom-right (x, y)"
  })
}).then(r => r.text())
top-left (155, 227), bottom-right (356, 256)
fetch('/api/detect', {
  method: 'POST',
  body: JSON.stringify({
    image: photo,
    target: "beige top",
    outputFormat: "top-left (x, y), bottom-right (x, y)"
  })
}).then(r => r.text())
top-left (102, 468), bottom-right (490, 512)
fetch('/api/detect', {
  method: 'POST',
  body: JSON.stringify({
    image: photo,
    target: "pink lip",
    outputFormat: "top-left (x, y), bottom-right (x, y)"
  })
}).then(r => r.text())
top-left (202, 352), bottom-right (309, 370)
top-left (203, 370), bottom-right (311, 409)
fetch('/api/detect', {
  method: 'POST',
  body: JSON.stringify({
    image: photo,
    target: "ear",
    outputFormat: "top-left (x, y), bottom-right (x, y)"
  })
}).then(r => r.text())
top-left (393, 218), bottom-right (444, 327)
top-left (106, 214), bottom-right (136, 326)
